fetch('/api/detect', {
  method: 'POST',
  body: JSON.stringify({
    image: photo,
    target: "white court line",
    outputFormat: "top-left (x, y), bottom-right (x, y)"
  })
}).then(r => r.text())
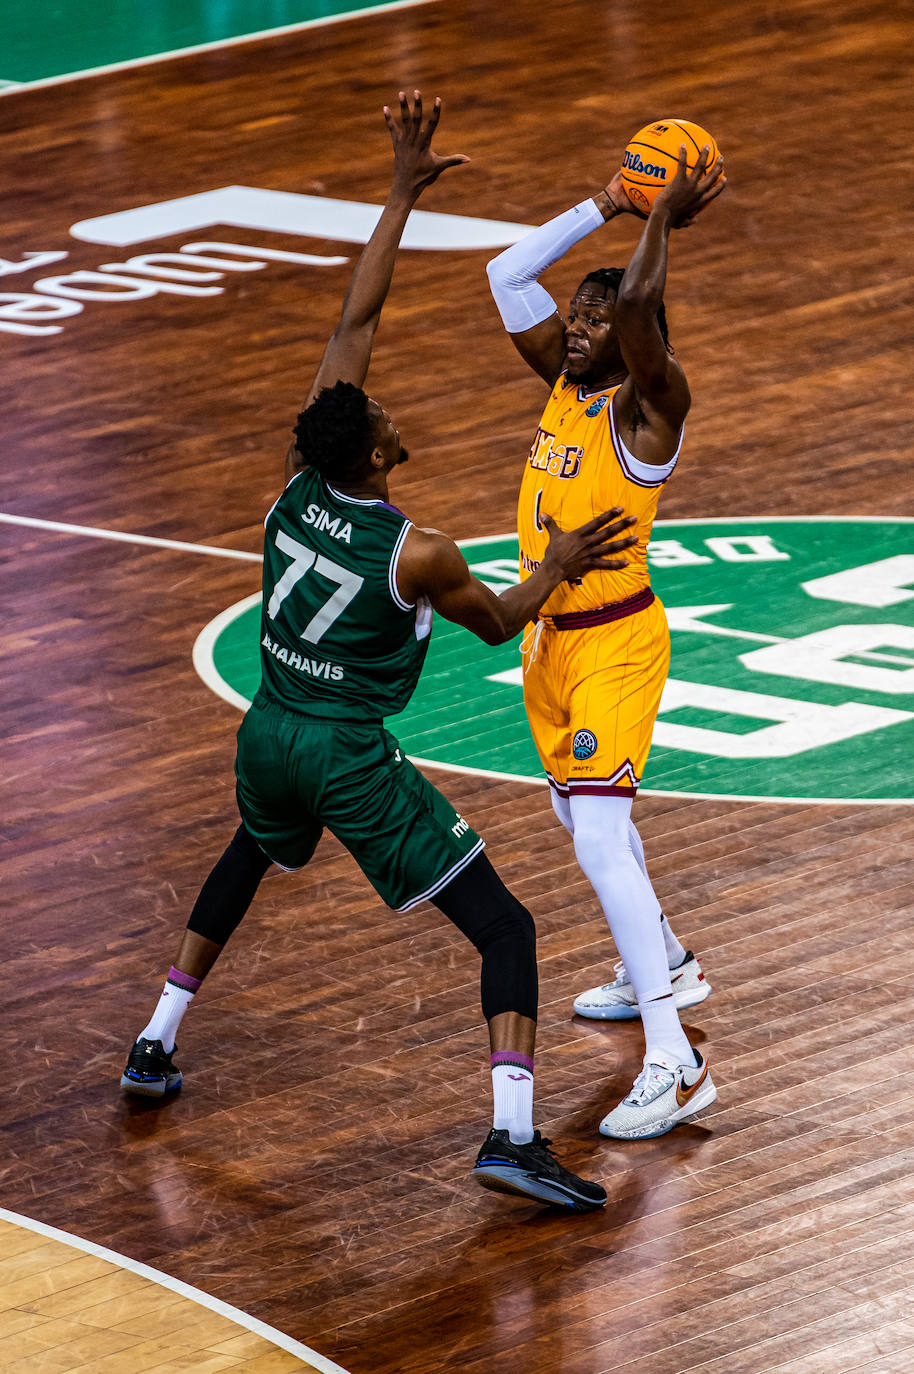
top-left (0, 511), bottom-right (262, 562)
top-left (0, 1206), bottom-right (352, 1374)
top-left (0, 0), bottom-right (439, 94)
top-left (193, 590), bottom-right (263, 712)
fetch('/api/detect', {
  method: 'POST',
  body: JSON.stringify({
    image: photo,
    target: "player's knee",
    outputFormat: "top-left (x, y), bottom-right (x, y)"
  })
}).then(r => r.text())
top-left (476, 893), bottom-right (536, 959)
top-left (573, 823), bottom-right (631, 856)
top-left (229, 823), bottom-right (273, 878)
top-left (570, 798), bottom-right (635, 874)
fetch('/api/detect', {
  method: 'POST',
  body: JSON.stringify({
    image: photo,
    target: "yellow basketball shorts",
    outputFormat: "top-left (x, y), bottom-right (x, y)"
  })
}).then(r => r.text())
top-left (521, 595), bottom-right (670, 797)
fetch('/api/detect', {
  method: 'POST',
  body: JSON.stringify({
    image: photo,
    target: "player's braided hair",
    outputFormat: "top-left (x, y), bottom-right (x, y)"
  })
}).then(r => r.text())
top-left (293, 380), bottom-right (376, 481)
top-left (579, 268), bottom-right (674, 354)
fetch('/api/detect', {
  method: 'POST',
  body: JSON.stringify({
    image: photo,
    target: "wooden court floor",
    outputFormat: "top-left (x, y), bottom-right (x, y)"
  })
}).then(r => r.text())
top-left (3, 1), bottom-right (914, 1370)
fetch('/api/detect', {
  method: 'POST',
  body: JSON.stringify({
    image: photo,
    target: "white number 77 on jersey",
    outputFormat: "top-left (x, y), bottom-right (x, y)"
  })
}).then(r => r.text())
top-left (267, 530), bottom-right (363, 645)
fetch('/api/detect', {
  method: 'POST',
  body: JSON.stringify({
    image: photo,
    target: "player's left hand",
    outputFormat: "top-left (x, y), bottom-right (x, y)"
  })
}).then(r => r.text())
top-left (540, 508), bottom-right (639, 583)
top-left (601, 171), bottom-right (649, 220)
top-left (384, 90), bottom-right (469, 199)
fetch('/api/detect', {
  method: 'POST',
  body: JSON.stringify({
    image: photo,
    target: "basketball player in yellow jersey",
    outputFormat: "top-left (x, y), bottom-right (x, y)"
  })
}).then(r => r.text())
top-left (487, 145), bottom-right (726, 1140)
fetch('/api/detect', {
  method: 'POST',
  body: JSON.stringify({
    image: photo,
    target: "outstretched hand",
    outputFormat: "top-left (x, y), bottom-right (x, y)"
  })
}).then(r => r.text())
top-left (540, 508), bottom-right (638, 583)
top-left (384, 90), bottom-right (469, 198)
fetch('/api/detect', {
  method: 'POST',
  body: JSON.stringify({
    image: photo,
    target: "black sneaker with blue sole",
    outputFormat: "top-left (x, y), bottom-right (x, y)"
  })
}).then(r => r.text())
top-left (120, 1037), bottom-right (182, 1096)
top-left (473, 1129), bottom-right (606, 1213)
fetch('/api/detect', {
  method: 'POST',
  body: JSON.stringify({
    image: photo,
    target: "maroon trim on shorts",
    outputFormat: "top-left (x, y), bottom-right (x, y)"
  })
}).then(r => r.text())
top-left (546, 772), bottom-right (570, 797)
top-left (566, 782), bottom-right (639, 797)
top-left (543, 586), bottom-right (654, 631)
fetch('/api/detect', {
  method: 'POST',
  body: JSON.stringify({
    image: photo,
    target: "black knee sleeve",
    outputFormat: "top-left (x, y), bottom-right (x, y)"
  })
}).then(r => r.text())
top-left (186, 823), bottom-right (272, 945)
top-left (430, 854), bottom-right (538, 1022)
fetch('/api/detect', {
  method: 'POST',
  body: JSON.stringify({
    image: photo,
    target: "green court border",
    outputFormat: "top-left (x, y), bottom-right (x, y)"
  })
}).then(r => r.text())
top-left (0, 0), bottom-right (438, 92)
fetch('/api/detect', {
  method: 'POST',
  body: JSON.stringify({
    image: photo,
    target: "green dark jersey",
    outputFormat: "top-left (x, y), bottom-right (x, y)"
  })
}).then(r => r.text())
top-left (258, 467), bottom-right (431, 721)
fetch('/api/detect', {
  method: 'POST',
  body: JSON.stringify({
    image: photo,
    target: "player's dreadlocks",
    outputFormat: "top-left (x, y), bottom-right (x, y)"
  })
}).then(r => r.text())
top-left (579, 268), bottom-right (673, 354)
top-left (293, 380), bottom-right (376, 481)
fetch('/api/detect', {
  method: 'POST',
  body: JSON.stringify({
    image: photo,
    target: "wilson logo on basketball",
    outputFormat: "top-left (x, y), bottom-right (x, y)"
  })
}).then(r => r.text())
top-left (621, 151), bottom-right (668, 180)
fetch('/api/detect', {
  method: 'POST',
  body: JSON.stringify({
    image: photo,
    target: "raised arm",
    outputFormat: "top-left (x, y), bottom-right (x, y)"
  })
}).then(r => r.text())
top-left (396, 510), bottom-right (637, 645)
top-left (285, 92), bottom-right (467, 482)
top-left (486, 188), bottom-right (623, 385)
top-left (612, 148), bottom-right (726, 460)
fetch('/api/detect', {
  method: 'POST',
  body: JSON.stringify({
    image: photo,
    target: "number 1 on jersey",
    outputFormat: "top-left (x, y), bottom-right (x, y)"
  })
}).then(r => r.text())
top-left (268, 530), bottom-right (364, 644)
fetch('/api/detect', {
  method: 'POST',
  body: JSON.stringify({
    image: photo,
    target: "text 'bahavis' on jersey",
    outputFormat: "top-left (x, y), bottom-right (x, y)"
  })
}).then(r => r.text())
top-left (517, 376), bottom-right (682, 618)
top-left (258, 468), bottom-right (431, 722)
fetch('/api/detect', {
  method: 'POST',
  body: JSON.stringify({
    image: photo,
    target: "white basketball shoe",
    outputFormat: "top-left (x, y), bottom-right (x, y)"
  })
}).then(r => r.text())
top-left (599, 1050), bottom-right (717, 1140)
top-left (573, 951), bottom-right (711, 1021)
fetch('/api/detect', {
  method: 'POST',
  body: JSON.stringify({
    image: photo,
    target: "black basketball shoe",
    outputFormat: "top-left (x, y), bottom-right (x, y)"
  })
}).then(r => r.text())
top-left (473, 1129), bottom-right (606, 1213)
top-left (120, 1037), bottom-right (182, 1097)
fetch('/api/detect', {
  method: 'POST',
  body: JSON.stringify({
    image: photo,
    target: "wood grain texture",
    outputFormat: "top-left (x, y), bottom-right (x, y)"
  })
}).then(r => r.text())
top-left (2, 1), bottom-right (914, 1371)
top-left (0, 1220), bottom-right (319, 1371)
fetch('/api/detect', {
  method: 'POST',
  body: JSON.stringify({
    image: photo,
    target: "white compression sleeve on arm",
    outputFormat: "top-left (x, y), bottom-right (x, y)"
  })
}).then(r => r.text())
top-left (486, 198), bottom-right (606, 334)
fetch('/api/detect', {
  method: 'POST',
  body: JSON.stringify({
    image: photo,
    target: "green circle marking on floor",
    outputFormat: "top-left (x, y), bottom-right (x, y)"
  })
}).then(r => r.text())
top-left (196, 517), bottom-right (914, 804)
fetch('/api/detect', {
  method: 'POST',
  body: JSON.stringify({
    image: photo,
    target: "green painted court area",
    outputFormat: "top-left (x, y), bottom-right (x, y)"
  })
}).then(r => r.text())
top-left (0, 0), bottom-right (416, 84)
top-left (206, 518), bottom-right (914, 805)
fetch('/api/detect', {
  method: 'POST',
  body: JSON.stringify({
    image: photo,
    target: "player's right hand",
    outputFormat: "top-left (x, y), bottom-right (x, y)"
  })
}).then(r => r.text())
top-left (383, 90), bottom-right (469, 198)
top-left (540, 508), bottom-right (638, 582)
top-left (653, 145), bottom-right (726, 227)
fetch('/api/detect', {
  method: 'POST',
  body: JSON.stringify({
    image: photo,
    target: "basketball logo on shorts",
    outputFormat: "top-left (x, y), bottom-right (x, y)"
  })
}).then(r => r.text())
top-left (573, 729), bottom-right (598, 760)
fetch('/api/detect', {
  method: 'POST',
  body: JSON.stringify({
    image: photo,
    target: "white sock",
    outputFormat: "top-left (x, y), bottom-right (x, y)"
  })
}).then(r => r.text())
top-left (139, 967), bottom-right (201, 1053)
top-left (640, 996), bottom-right (697, 1067)
top-left (491, 1057), bottom-right (534, 1144)
top-left (661, 915), bottom-right (688, 969)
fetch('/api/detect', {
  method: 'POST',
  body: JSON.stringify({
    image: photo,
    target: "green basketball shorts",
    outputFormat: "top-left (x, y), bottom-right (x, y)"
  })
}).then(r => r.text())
top-left (234, 697), bottom-right (484, 912)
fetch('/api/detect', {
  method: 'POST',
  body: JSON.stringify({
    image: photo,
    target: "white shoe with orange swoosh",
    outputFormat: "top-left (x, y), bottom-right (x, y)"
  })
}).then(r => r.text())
top-left (598, 1050), bottom-right (717, 1139)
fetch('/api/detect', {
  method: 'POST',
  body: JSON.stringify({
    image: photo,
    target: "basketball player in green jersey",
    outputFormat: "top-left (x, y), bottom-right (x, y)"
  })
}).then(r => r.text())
top-left (121, 92), bottom-right (637, 1213)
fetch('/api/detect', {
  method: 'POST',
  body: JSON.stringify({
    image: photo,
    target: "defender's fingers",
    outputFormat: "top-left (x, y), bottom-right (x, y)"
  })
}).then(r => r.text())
top-left (426, 96), bottom-right (442, 136)
top-left (591, 520), bottom-right (638, 542)
top-left (541, 512), bottom-right (557, 532)
top-left (576, 506), bottom-right (625, 535)
top-left (588, 557), bottom-right (631, 570)
top-left (591, 534), bottom-right (639, 555)
top-left (398, 90), bottom-right (410, 124)
top-left (586, 515), bottom-right (637, 542)
top-left (412, 90), bottom-right (422, 126)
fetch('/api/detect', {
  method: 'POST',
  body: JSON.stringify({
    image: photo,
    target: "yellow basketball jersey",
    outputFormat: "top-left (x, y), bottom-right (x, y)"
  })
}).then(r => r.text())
top-left (518, 374), bottom-right (682, 617)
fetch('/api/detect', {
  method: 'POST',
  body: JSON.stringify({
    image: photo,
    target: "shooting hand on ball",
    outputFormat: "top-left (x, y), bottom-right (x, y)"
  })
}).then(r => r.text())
top-left (654, 145), bottom-right (726, 227)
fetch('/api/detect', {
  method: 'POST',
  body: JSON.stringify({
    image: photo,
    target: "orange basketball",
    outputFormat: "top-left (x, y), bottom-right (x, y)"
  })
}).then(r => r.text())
top-left (620, 118), bottom-right (719, 213)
